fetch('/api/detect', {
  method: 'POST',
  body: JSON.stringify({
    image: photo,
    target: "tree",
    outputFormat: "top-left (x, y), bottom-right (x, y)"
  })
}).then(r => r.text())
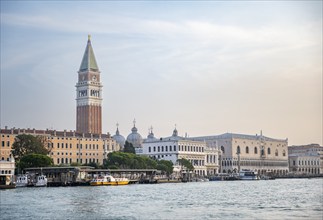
top-left (83, 162), bottom-right (100, 169)
top-left (123, 141), bottom-right (135, 154)
top-left (157, 160), bottom-right (173, 175)
top-left (103, 152), bottom-right (174, 175)
top-left (18, 153), bottom-right (53, 170)
top-left (12, 134), bottom-right (52, 162)
top-left (177, 158), bottom-right (194, 171)
top-left (104, 152), bottom-right (159, 170)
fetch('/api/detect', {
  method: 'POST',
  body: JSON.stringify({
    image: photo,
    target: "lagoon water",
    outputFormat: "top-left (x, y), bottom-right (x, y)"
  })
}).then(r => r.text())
top-left (1, 178), bottom-right (322, 219)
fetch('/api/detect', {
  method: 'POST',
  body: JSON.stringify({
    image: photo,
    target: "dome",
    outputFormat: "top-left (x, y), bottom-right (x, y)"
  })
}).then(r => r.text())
top-left (126, 119), bottom-right (143, 148)
top-left (145, 126), bottom-right (158, 142)
top-left (112, 127), bottom-right (125, 149)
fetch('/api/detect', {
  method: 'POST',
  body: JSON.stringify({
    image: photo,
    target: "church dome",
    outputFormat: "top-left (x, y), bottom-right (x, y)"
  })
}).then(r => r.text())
top-left (112, 125), bottom-right (125, 149)
top-left (126, 120), bottom-right (143, 148)
top-left (146, 126), bottom-right (158, 142)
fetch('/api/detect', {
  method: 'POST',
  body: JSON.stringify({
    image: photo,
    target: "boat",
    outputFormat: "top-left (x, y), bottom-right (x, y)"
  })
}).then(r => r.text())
top-left (239, 169), bottom-right (259, 180)
top-left (34, 175), bottom-right (47, 187)
top-left (16, 175), bottom-right (28, 187)
top-left (90, 175), bottom-right (129, 186)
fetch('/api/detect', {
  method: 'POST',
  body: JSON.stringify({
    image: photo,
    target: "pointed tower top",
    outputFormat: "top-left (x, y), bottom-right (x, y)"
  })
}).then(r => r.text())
top-left (79, 35), bottom-right (99, 72)
top-left (116, 123), bottom-right (120, 135)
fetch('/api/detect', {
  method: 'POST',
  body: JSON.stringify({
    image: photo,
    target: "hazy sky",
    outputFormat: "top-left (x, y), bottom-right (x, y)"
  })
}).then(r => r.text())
top-left (0, 1), bottom-right (322, 145)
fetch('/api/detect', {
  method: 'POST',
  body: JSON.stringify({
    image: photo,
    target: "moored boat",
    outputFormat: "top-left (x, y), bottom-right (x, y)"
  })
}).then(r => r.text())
top-left (34, 175), bottom-right (47, 187)
top-left (90, 175), bottom-right (129, 186)
top-left (16, 175), bottom-right (28, 187)
top-left (239, 169), bottom-right (259, 180)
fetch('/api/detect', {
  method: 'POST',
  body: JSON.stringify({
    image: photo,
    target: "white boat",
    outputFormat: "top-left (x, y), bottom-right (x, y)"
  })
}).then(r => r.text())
top-left (34, 175), bottom-right (47, 187)
top-left (239, 169), bottom-right (259, 180)
top-left (16, 175), bottom-right (28, 187)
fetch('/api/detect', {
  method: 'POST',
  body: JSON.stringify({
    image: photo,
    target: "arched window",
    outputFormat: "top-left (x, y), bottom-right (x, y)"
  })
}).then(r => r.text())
top-left (283, 150), bottom-right (286, 156)
top-left (246, 146), bottom-right (249, 154)
top-left (148, 147), bottom-right (151, 152)
top-left (237, 146), bottom-right (241, 154)
top-left (254, 147), bottom-right (258, 154)
top-left (153, 146), bottom-right (156, 152)
top-left (275, 149), bottom-right (278, 156)
top-left (267, 147), bottom-right (271, 155)
top-left (158, 146), bottom-right (160, 152)
top-left (162, 146), bottom-right (164, 152)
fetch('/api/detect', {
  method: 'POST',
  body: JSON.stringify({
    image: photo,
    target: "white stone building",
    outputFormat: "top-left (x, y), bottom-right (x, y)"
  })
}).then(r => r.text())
top-left (140, 128), bottom-right (220, 176)
top-left (192, 131), bottom-right (289, 176)
top-left (288, 144), bottom-right (323, 175)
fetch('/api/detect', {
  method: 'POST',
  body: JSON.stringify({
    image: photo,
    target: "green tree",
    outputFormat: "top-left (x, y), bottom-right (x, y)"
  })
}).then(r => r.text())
top-left (123, 141), bottom-right (135, 154)
top-left (12, 134), bottom-right (52, 162)
top-left (157, 160), bottom-right (173, 175)
top-left (83, 162), bottom-right (100, 169)
top-left (18, 153), bottom-right (53, 170)
top-left (177, 158), bottom-right (194, 171)
top-left (104, 152), bottom-right (155, 169)
top-left (103, 152), bottom-right (174, 175)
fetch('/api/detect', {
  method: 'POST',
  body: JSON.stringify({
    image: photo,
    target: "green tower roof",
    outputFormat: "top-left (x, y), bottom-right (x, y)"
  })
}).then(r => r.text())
top-left (79, 35), bottom-right (99, 72)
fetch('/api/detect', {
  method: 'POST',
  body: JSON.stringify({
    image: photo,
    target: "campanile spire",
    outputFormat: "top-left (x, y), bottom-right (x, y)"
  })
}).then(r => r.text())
top-left (76, 36), bottom-right (103, 134)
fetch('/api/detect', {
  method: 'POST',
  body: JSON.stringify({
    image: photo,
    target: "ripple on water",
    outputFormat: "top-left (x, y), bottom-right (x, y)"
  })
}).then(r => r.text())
top-left (1, 179), bottom-right (322, 219)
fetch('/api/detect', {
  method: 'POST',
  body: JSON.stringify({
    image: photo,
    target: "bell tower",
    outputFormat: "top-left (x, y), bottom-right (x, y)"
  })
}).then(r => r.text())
top-left (76, 35), bottom-right (102, 134)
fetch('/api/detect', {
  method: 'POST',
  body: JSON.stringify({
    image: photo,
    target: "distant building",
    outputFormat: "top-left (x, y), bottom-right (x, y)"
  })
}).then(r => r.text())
top-left (0, 128), bottom-right (119, 165)
top-left (140, 127), bottom-right (220, 176)
top-left (288, 144), bottom-right (323, 175)
top-left (192, 131), bottom-right (289, 176)
top-left (0, 155), bottom-right (15, 187)
top-left (76, 35), bottom-right (103, 134)
top-left (0, 155), bottom-right (15, 176)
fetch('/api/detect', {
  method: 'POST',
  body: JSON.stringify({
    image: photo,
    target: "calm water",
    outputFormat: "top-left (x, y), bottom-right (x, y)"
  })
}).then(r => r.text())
top-left (0, 178), bottom-right (322, 220)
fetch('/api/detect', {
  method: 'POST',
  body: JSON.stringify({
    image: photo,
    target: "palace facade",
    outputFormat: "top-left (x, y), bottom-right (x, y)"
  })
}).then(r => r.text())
top-left (192, 132), bottom-right (289, 175)
top-left (288, 144), bottom-right (323, 175)
top-left (0, 127), bottom-right (119, 165)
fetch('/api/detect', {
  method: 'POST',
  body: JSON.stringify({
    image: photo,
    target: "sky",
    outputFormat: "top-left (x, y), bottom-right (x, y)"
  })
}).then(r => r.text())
top-left (0, 1), bottom-right (322, 146)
